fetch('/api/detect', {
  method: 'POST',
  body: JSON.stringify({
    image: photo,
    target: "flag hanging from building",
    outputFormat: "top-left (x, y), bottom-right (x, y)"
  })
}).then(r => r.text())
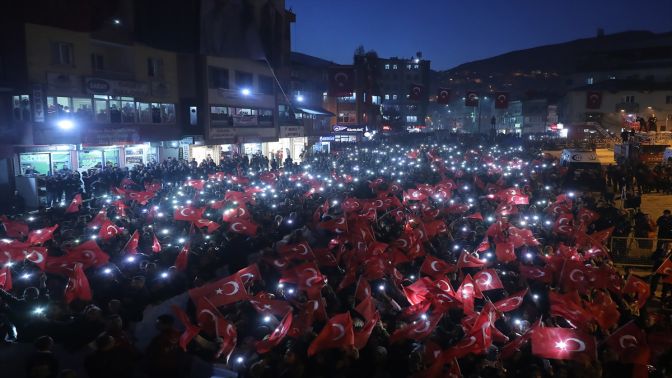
top-left (494, 92), bottom-right (509, 109)
top-left (465, 91), bottom-right (479, 107)
top-left (586, 91), bottom-right (602, 109)
top-left (437, 88), bottom-right (451, 104)
top-left (328, 66), bottom-right (355, 97)
top-left (409, 84), bottom-right (424, 101)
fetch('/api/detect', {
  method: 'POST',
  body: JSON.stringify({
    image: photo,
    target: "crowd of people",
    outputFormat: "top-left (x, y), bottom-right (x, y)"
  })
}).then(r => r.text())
top-left (1, 132), bottom-right (672, 378)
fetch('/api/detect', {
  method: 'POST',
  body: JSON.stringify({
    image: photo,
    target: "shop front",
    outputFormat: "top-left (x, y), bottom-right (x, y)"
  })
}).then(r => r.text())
top-left (265, 126), bottom-right (307, 163)
top-left (330, 124), bottom-right (365, 147)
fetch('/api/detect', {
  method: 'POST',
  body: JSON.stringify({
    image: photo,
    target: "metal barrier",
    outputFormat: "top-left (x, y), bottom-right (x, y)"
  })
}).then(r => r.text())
top-left (610, 236), bottom-right (672, 266)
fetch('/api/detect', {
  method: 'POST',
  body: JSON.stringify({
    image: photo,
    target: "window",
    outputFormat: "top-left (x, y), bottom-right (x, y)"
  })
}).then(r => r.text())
top-left (160, 104), bottom-right (175, 123)
top-left (12, 95), bottom-right (31, 121)
top-left (666, 95), bottom-right (672, 104)
top-left (414, 64), bottom-right (419, 69)
top-left (337, 111), bottom-right (356, 123)
top-left (384, 94), bottom-right (390, 100)
top-left (259, 75), bottom-right (274, 95)
top-left (384, 64), bottom-right (390, 70)
top-left (338, 93), bottom-right (356, 103)
top-left (372, 95), bottom-right (381, 105)
top-left (609, 75), bottom-right (616, 80)
top-left (72, 98), bottom-right (93, 120)
top-left (624, 95), bottom-right (635, 103)
top-left (392, 94), bottom-right (398, 100)
top-left (258, 108), bottom-right (273, 125)
top-left (406, 64), bottom-right (411, 70)
top-left (210, 106), bottom-right (231, 124)
top-left (137, 103), bottom-right (151, 123)
top-left (406, 115), bottom-right (418, 123)
top-left (208, 67), bottom-right (229, 89)
top-left (235, 70), bottom-right (253, 89)
top-left (147, 57), bottom-right (164, 78)
top-left (46, 97), bottom-right (72, 118)
top-left (51, 42), bottom-right (73, 65)
top-left (392, 64), bottom-right (398, 70)
top-left (120, 98), bottom-right (135, 122)
top-left (91, 54), bottom-right (104, 70)
top-left (586, 77), bottom-right (594, 85)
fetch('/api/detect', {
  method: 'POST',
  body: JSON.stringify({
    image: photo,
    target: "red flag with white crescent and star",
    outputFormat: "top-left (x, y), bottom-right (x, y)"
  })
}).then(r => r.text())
top-left (494, 92), bottom-right (509, 109)
top-left (0, 265), bottom-right (12, 291)
top-left (65, 193), bottom-right (83, 213)
top-left (256, 310), bottom-right (293, 354)
top-left (465, 91), bottom-right (479, 107)
top-left (188, 273), bottom-right (249, 308)
top-left (531, 327), bottom-right (597, 361)
top-left (437, 87), bottom-right (451, 104)
top-left (409, 83), bottom-right (424, 101)
top-left (586, 91), bottom-right (602, 109)
top-left (307, 312), bottom-right (355, 356)
top-left (328, 66), bottom-right (355, 96)
top-left (64, 263), bottom-right (92, 303)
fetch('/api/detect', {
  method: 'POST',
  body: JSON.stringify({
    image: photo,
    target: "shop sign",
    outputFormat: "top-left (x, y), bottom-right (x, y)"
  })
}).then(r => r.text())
top-left (209, 127), bottom-right (235, 140)
top-left (280, 126), bottom-right (304, 138)
top-left (319, 136), bottom-right (335, 142)
top-left (81, 128), bottom-right (140, 145)
top-left (84, 77), bottom-right (150, 97)
top-left (32, 84), bottom-right (45, 122)
top-left (332, 124), bottom-right (364, 133)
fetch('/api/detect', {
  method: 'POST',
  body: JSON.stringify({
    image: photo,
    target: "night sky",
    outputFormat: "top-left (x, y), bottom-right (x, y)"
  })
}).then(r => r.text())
top-left (286, 0), bottom-right (672, 70)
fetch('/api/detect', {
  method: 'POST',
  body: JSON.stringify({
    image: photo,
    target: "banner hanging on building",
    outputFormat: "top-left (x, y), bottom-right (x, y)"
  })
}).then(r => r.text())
top-left (494, 92), bottom-right (509, 109)
top-left (328, 66), bottom-right (355, 97)
top-left (437, 88), bottom-right (451, 104)
top-left (586, 91), bottom-right (602, 109)
top-left (465, 91), bottom-right (479, 107)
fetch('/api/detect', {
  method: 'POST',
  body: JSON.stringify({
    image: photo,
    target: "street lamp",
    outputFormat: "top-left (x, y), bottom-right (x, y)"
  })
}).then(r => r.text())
top-left (57, 119), bottom-right (74, 130)
top-left (240, 88), bottom-right (251, 96)
top-left (296, 95), bottom-right (305, 102)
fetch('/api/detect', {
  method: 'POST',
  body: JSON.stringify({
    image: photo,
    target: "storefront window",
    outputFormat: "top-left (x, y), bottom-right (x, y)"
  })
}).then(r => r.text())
top-left (125, 147), bottom-right (144, 167)
top-left (12, 95), bottom-right (31, 121)
top-left (104, 149), bottom-right (119, 166)
top-left (151, 103), bottom-right (161, 123)
top-left (121, 98), bottom-right (136, 123)
top-left (109, 97), bottom-right (122, 123)
top-left (51, 152), bottom-right (71, 172)
top-left (258, 108), bottom-right (273, 126)
top-left (19, 153), bottom-right (50, 175)
top-left (72, 98), bottom-right (93, 120)
top-left (78, 150), bottom-right (103, 170)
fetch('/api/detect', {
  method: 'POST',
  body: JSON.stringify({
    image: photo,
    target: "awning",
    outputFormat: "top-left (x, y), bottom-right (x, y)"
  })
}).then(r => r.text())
top-left (295, 106), bottom-right (334, 116)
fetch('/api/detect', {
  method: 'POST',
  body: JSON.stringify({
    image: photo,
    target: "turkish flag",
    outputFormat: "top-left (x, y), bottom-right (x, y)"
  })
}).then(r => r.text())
top-left (0, 265), bottom-right (12, 291)
top-left (28, 224), bottom-right (59, 245)
top-left (437, 88), bottom-right (451, 104)
top-left (278, 241), bottom-right (315, 261)
top-left (172, 305), bottom-right (201, 352)
top-left (354, 294), bottom-right (377, 322)
top-left (1, 218), bottom-right (29, 238)
top-left (456, 274), bottom-right (483, 314)
top-left (144, 181), bottom-right (162, 192)
top-left (65, 193), bottom-right (83, 213)
top-left (355, 276), bottom-right (372, 302)
top-left (420, 254), bottom-right (455, 279)
top-left (467, 302), bottom-right (496, 352)
top-left (328, 66), bottom-right (355, 96)
top-left (65, 240), bottom-right (109, 269)
top-left (175, 244), bottom-right (189, 271)
top-left (656, 258), bottom-right (672, 276)
top-left (465, 91), bottom-right (479, 107)
top-left (403, 277), bottom-right (433, 306)
top-left (88, 209), bottom-right (107, 228)
top-left (193, 219), bottom-right (220, 234)
top-left (257, 311), bottom-right (293, 354)
top-left (188, 274), bottom-right (249, 308)
top-left (519, 264), bottom-right (552, 283)
top-left (424, 220), bottom-right (448, 238)
top-left (228, 218), bottom-right (258, 237)
top-left (174, 206), bottom-right (205, 222)
top-left (341, 198), bottom-right (362, 213)
top-left (560, 260), bottom-right (590, 291)
top-left (313, 247), bottom-right (338, 268)
top-left (318, 216), bottom-right (348, 233)
top-left (390, 312), bottom-right (442, 344)
top-left (151, 233), bottom-right (161, 253)
top-left (495, 242), bottom-right (516, 263)
top-left (623, 275), bottom-right (650, 309)
top-left (122, 230), bottom-right (140, 254)
top-left (126, 191), bottom-right (155, 205)
top-left (64, 263), bottom-right (92, 303)
top-left (307, 312), bottom-right (355, 356)
top-left (409, 84), bottom-right (424, 101)
top-left (457, 250), bottom-right (486, 269)
top-left (249, 294), bottom-right (292, 316)
top-left (549, 291), bottom-right (592, 329)
top-left (586, 91), bottom-right (602, 109)
top-left (494, 288), bottom-right (528, 312)
top-left (494, 92), bottom-right (509, 109)
top-left (195, 298), bottom-right (237, 360)
top-left (98, 220), bottom-right (121, 240)
top-left (354, 313), bottom-right (379, 350)
top-left (531, 327), bottom-right (596, 361)
top-left (404, 189), bottom-right (427, 202)
top-left (184, 179), bottom-right (206, 190)
top-left (474, 269), bottom-right (504, 292)
top-left (233, 263), bottom-right (262, 286)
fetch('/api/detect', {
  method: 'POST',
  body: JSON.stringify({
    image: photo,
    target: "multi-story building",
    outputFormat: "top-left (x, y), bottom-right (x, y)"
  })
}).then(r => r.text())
top-left (498, 99), bottom-right (552, 135)
top-left (378, 53), bottom-right (430, 131)
top-left (0, 21), bottom-right (181, 177)
top-left (560, 80), bottom-right (672, 133)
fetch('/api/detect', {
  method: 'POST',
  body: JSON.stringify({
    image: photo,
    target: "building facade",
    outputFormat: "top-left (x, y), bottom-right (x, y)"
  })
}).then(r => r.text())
top-left (378, 54), bottom-right (430, 131)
